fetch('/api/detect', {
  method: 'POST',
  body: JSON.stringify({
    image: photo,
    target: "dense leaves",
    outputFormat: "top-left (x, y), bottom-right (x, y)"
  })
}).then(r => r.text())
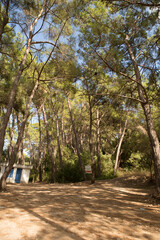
top-left (0, 0), bottom-right (160, 191)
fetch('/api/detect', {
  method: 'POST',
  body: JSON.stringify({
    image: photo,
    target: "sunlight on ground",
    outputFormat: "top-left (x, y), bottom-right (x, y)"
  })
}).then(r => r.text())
top-left (0, 180), bottom-right (160, 240)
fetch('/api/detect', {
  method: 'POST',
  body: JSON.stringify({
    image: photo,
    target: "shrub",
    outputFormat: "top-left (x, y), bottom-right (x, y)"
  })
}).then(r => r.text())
top-left (56, 160), bottom-right (83, 183)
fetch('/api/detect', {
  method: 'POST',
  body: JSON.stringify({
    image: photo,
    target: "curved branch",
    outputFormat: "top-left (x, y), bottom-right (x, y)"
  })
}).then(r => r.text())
top-left (31, 41), bottom-right (58, 48)
top-left (94, 48), bottom-right (147, 94)
top-left (104, 0), bottom-right (160, 7)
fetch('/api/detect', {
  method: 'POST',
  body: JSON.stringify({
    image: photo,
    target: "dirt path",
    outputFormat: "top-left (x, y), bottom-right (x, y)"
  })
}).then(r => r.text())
top-left (0, 175), bottom-right (160, 240)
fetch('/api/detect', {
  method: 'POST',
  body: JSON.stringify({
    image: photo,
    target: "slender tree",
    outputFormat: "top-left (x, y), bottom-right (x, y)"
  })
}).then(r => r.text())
top-left (0, 75), bottom-right (39, 191)
top-left (37, 109), bottom-right (42, 182)
top-left (0, 0), bottom-right (47, 162)
top-left (42, 104), bottom-right (56, 183)
top-left (114, 110), bottom-right (129, 175)
top-left (77, 0), bottom-right (160, 192)
top-left (67, 94), bottom-right (86, 181)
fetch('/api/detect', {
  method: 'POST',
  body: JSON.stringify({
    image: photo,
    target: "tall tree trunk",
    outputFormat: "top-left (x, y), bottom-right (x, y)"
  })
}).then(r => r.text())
top-left (56, 115), bottom-right (63, 169)
top-left (79, 103), bottom-right (84, 153)
top-left (20, 137), bottom-right (24, 164)
top-left (7, 111), bottom-right (15, 161)
top-left (43, 144), bottom-right (46, 171)
top-left (17, 113), bottom-right (24, 164)
top-left (49, 97), bottom-right (63, 170)
top-left (80, 132), bottom-right (84, 153)
top-left (0, 0), bottom-right (46, 163)
top-left (38, 110), bottom-right (42, 182)
top-left (61, 107), bottom-right (65, 145)
top-left (125, 35), bottom-right (160, 193)
top-left (42, 105), bottom-right (56, 183)
top-left (114, 111), bottom-right (129, 175)
top-left (0, 78), bottom-right (39, 191)
top-left (52, 146), bottom-right (57, 182)
top-left (28, 135), bottom-right (36, 182)
top-left (88, 95), bottom-right (96, 184)
top-left (28, 137), bottom-right (34, 165)
top-left (17, 113), bottom-right (21, 163)
top-left (67, 95), bottom-right (86, 181)
top-left (96, 108), bottom-right (101, 177)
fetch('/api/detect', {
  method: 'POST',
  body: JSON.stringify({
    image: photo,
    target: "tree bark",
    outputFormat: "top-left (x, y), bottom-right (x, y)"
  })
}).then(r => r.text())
top-left (56, 115), bottom-right (63, 169)
top-left (43, 144), bottom-right (46, 170)
top-left (49, 97), bottom-right (63, 170)
top-left (114, 111), bottom-right (129, 175)
top-left (52, 146), bottom-right (57, 182)
top-left (42, 105), bottom-right (56, 183)
top-left (88, 95), bottom-right (96, 184)
top-left (96, 108), bottom-right (101, 177)
top-left (79, 103), bottom-right (84, 153)
top-left (7, 111), bottom-right (15, 161)
top-left (38, 109), bottom-right (42, 182)
top-left (61, 107), bottom-right (65, 145)
top-left (0, 78), bottom-right (39, 191)
top-left (0, 0), bottom-right (46, 163)
top-left (16, 113), bottom-right (24, 164)
top-left (67, 95), bottom-right (86, 181)
top-left (125, 35), bottom-right (160, 193)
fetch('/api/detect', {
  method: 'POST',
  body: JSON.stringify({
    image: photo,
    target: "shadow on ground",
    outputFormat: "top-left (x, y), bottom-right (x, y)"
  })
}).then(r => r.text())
top-left (0, 176), bottom-right (160, 240)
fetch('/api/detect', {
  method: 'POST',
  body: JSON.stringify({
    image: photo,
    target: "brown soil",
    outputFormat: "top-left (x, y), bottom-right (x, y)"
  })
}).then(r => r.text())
top-left (0, 175), bottom-right (160, 240)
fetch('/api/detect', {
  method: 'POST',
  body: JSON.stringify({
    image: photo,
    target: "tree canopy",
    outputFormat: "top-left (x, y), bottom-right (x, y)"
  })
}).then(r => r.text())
top-left (0, 0), bottom-right (160, 192)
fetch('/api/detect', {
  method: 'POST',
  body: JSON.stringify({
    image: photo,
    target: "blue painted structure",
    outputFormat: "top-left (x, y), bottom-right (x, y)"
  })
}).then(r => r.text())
top-left (0, 164), bottom-right (32, 184)
top-left (15, 168), bottom-right (22, 183)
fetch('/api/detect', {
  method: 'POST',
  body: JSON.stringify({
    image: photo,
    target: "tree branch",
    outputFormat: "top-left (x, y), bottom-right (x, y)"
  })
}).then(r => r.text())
top-left (31, 41), bottom-right (58, 48)
top-left (104, 0), bottom-right (160, 7)
top-left (94, 48), bottom-right (147, 93)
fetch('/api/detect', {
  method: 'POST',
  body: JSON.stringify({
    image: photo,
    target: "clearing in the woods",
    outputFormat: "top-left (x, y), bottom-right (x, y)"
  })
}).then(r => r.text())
top-left (0, 175), bottom-right (160, 240)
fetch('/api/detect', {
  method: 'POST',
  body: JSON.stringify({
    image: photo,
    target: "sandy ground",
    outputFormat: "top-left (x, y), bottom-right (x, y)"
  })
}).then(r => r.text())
top-left (0, 175), bottom-right (160, 240)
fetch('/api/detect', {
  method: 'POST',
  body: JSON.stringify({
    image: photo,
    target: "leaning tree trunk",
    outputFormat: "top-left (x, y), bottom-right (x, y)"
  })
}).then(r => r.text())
top-left (88, 95), bottom-right (96, 184)
top-left (142, 104), bottom-right (160, 192)
top-left (38, 109), bottom-right (42, 182)
top-left (67, 95), bottom-right (86, 181)
top-left (79, 103), bottom-right (84, 153)
top-left (125, 35), bottom-right (160, 193)
top-left (96, 108), bottom-right (101, 178)
top-left (56, 115), bottom-right (63, 169)
top-left (0, 0), bottom-right (46, 163)
top-left (42, 105), bottom-right (56, 183)
top-left (114, 111), bottom-right (129, 175)
top-left (49, 97), bottom-right (63, 170)
top-left (7, 110), bottom-right (15, 161)
top-left (17, 113), bottom-right (24, 164)
top-left (27, 131), bottom-right (36, 182)
top-left (0, 78), bottom-right (39, 191)
top-left (61, 111), bottom-right (65, 145)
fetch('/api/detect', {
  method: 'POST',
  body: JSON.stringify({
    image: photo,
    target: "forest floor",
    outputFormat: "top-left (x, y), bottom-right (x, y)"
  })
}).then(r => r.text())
top-left (0, 174), bottom-right (160, 240)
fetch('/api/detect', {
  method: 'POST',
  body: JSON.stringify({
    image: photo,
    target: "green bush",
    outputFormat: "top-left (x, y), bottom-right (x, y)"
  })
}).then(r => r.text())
top-left (125, 151), bottom-right (151, 171)
top-left (100, 153), bottom-right (113, 174)
top-left (96, 169), bottom-right (115, 180)
top-left (81, 151), bottom-right (91, 166)
top-left (56, 160), bottom-right (83, 183)
top-left (95, 153), bottom-right (115, 179)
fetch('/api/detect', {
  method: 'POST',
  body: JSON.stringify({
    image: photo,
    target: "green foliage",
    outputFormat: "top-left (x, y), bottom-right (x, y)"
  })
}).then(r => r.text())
top-left (100, 169), bottom-right (115, 180)
top-left (1, 150), bottom-right (7, 162)
top-left (1, 0), bottom-right (160, 187)
top-left (56, 160), bottom-right (83, 183)
top-left (95, 153), bottom-right (114, 179)
top-left (81, 151), bottom-right (91, 165)
top-left (126, 152), bottom-right (147, 170)
top-left (100, 153), bottom-right (113, 172)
